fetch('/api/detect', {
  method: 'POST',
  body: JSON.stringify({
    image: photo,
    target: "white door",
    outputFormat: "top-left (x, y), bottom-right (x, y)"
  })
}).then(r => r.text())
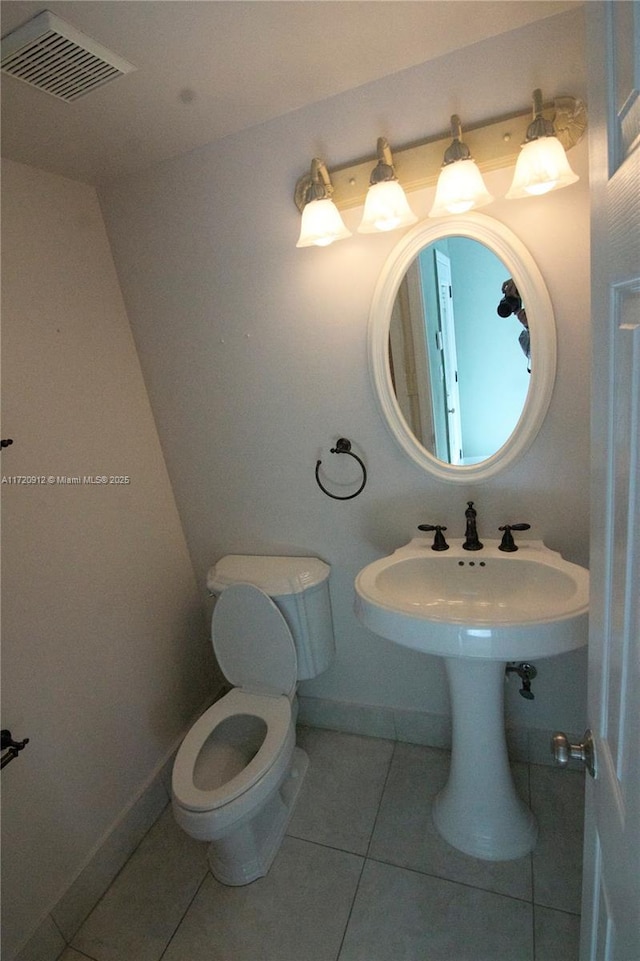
top-left (581, 3), bottom-right (640, 958)
top-left (434, 250), bottom-right (463, 464)
top-left (402, 262), bottom-right (437, 448)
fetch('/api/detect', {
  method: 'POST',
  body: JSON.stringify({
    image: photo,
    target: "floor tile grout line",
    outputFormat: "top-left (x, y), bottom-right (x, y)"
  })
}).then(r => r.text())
top-left (283, 831), bottom-right (581, 917)
top-left (157, 868), bottom-right (210, 961)
top-left (362, 851), bottom-right (539, 907)
top-left (66, 798), bottom-right (173, 951)
top-left (56, 947), bottom-right (101, 961)
top-left (286, 738), bottom-right (583, 913)
top-left (66, 800), bottom-right (207, 961)
top-left (50, 912), bottom-right (69, 959)
top-left (333, 853), bottom-right (368, 961)
top-left (363, 738), bottom-right (398, 861)
top-left (532, 901), bottom-right (581, 918)
top-left (532, 901), bottom-right (539, 961)
top-left (527, 763), bottom-right (538, 960)
top-left (284, 733), bottom-right (397, 861)
top-left (529, 763), bottom-right (540, 912)
top-left (286, 828), bottom-right (548, 913)
top-left (366, 739), bottom-right (539, 909)
top-left (284, 831), bottom-right (367, 861)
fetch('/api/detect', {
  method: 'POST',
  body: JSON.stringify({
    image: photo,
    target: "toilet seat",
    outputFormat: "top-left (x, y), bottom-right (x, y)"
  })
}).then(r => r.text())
top-left (172, 687), bottom-right (291, 813)
top-left (212, 583), bottom-right (297, 697)
top-left (173, 584), bottom-right (299, 820)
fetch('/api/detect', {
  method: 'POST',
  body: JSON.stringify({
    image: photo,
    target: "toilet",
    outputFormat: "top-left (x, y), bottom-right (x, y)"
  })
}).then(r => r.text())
top-left (171, 555), bottom-right (334, 886)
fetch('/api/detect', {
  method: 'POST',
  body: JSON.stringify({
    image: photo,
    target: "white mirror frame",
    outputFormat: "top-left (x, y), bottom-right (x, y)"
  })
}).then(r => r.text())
top-left (368, 212), bottom-right (557, 483)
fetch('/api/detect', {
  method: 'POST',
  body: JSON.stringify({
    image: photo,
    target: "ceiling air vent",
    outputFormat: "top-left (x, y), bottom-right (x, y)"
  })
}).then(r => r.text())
top-left (1, 10), bottom-right (136, 102)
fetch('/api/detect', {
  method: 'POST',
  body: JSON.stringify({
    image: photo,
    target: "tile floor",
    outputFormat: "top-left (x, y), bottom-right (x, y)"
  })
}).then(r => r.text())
top-left (58, 727), bottom-right (583, 961)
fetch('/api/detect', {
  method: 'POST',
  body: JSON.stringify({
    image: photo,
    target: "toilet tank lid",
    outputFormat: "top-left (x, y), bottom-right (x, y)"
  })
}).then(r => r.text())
top-left (207, 555), bottom-right (330, 596)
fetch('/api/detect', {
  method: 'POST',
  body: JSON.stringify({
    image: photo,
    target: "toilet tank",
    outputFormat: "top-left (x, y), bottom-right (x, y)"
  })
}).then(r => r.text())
top-left (207, 555), bottom-right (335, 680)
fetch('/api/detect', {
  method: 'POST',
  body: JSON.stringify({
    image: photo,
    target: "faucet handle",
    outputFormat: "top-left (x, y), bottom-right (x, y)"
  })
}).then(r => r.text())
top-left (498, 524), bottom-right (531, 552)
top-left (418, 524), bottom-right (449, 552)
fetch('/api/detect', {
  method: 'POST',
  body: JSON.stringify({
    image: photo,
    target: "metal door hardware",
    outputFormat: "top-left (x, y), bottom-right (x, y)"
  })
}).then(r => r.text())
top-left (1, 729), bottom-right (30, 769)
top-left (551, 729), bottom-right (596, 778)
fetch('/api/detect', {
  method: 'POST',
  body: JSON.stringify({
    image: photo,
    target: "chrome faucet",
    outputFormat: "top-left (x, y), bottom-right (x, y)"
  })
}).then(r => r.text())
top-left (463, 501), bottom-right (483, 551)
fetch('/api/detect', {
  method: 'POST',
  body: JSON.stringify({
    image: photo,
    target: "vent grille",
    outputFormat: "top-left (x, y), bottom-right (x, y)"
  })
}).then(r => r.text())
top-left (1, 10), bottom-right (136, 102)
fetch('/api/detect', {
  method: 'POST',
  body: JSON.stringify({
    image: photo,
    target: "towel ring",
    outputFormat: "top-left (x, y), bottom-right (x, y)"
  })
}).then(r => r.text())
top-left (315, 438), bottom-right (367, 501)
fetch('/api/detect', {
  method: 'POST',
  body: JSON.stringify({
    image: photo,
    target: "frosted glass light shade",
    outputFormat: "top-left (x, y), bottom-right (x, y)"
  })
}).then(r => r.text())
top-left (358, 180), bottom-right (418, 233)
top-left (429, 159), bottom-right (494, 218)
top-left (506, 136), bottom-right (579, 199)
top-left (296, 198), bottom-right (352, 247)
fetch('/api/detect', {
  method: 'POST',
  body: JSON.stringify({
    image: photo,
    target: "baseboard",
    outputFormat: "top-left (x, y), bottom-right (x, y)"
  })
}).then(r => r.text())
top-left (13, 691), bottom-right (219, 961)
top-left (297, 694), bottom-right (583, 769)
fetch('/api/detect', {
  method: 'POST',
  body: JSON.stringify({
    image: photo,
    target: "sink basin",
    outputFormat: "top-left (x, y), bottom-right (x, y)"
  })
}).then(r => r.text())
top-left (355, 538), bottom-right (589, 660)
top-left (354, 536), bottom-right (589, 861)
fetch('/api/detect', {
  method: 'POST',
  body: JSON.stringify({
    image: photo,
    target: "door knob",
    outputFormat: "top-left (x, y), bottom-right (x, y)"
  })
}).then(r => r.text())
top-left (551, 729), bottom-right (596, 778)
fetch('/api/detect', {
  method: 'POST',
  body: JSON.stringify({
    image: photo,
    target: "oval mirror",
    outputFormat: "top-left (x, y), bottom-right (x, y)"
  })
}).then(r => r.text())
top-left (369, 213), bottom-right (556, 482)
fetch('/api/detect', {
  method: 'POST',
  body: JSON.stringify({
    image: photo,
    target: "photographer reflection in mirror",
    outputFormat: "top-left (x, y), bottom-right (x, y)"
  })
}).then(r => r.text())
top-left (498, 279), bottom-right (531, 373)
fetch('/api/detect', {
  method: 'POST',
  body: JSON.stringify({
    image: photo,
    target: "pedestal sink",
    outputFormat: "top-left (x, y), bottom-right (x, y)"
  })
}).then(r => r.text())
top-left (355, 537), bottom-right (589, 860)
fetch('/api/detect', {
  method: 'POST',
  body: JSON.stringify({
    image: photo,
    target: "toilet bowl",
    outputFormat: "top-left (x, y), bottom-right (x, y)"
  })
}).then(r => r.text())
top-left (172, 556), bottom-right (334, 886)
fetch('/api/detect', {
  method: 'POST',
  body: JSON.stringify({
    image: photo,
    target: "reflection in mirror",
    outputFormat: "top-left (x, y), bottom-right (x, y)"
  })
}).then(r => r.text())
top-left (369, 213), bottom-right (556, 483)
top-left (389, 239), bottom-right (531, 465)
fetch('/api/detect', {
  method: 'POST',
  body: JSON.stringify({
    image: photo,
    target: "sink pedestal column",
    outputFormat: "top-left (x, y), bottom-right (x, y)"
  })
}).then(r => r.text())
top-left (432, 657), bottom-right (538, 861)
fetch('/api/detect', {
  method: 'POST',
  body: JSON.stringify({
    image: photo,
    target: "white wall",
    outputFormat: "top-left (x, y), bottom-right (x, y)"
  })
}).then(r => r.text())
top-left (1, 159), bottom-right (216, 958)
top-left (97, 8), bottom-right (590, 741)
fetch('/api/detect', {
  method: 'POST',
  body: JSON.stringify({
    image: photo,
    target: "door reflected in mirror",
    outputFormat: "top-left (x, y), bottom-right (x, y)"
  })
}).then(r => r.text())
top-left (389, 238), bottom-right (531, 466)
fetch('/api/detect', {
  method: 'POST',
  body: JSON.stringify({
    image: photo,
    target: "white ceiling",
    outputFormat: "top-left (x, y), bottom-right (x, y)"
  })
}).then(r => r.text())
top-left (1, 0), bottom-right (579, 186)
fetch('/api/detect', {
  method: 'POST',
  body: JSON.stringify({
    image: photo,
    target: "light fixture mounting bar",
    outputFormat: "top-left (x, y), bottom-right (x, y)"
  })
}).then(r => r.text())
top-left (327, 96), bottom-right (586, 211)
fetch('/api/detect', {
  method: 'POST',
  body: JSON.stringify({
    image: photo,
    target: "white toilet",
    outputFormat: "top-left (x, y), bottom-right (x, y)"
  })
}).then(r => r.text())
top-left (171, 555), bottom-right (334, 886)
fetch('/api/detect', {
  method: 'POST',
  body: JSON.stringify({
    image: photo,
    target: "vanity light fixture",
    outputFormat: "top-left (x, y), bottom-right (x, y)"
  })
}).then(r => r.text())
top-left (506, 89), bottom-right (579, 199)
top-left (293, 93), bottom-right (586, 246)
top-left (358, 137), bottom-right (418, 233)
top-left (429, 115), bottom-right (494, 217)
top-left (295, 158), bottom-right (352, 247)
